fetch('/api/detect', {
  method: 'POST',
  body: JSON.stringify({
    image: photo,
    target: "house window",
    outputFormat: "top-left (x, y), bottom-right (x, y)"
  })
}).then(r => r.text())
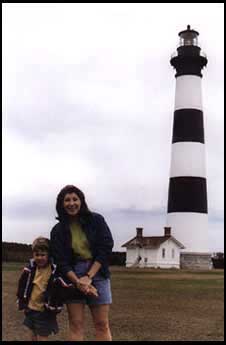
top-left (162, 248), bottom-right (165, 258)
top-left (172, 249), bottom-right (175, 258)
top-left (144, 257), bottom-right (148, 263)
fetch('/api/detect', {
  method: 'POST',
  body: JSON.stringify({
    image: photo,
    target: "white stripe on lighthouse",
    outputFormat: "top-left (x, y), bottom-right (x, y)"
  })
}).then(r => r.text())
top-left (175, 75), bottom-right (202, 110)
top-left (166, 212), bottom-right (209, 252)
top-left (170, 142), bottom-right (206, 177)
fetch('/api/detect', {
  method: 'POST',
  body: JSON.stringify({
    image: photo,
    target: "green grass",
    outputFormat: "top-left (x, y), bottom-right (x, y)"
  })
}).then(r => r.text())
top-left (111, 266), bottom-right (224, 275)
top-left (2, 264), bottom-right (224, 341)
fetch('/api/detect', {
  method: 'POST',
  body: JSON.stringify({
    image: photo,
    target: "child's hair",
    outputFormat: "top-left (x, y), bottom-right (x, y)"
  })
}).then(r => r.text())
top-left (32, 237), bottom-right (50, 253)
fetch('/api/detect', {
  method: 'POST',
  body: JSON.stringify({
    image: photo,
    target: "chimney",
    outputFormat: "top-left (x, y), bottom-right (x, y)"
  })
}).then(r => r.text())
top-left (164, 227), bottom-right (171, 237)
top-left (136, 227), bottom-right (143, 238)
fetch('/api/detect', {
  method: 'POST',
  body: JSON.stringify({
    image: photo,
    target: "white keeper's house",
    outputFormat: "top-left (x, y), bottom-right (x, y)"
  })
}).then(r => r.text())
top-left (121, 227), bottom-right (185, 269)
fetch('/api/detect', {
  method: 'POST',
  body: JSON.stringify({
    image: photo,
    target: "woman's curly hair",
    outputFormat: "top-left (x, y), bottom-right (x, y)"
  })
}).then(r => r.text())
top-left (56, 185), bottom-right (91, 222)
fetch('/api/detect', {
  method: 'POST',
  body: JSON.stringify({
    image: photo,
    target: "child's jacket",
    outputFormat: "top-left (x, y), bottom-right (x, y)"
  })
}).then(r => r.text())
top-left (16, 258), bottom-right (63, 314)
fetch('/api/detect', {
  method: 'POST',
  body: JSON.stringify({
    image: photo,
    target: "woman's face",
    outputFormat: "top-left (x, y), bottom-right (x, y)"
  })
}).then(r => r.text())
top-left (63, 192), bottom-right (82, 217)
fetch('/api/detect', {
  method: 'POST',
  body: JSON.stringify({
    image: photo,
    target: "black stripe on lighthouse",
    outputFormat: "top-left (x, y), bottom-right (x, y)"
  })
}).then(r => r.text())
top-left (166, 26), bottom-right (210, 257)
top-left (172, 109), bottom-right (204, 143)
top-left (167, 176), bottom-right (208, 213)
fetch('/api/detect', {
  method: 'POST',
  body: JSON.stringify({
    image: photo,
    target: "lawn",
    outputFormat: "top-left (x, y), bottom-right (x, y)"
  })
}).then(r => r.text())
top-left (2, 263), bottom-right (224, 341)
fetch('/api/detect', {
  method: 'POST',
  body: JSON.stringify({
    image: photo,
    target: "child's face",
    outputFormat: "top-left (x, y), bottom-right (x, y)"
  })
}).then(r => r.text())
top-left (33, 251), bottom-right (49, 268)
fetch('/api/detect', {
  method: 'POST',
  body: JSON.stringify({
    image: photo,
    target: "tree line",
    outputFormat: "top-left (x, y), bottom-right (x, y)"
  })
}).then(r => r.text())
top-left (2, 242), bottom-right (126, 266)
top-left (211, 252), bottom-right (224, 269)
top-left (2, 242), bottom-right (223, 268)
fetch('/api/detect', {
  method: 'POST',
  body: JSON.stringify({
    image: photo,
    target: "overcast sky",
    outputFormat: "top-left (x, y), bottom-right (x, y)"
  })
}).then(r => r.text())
top-left (3, 3), bottom-right (224, 252)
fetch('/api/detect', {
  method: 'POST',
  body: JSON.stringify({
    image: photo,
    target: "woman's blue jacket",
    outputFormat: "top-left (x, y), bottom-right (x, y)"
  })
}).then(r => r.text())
top-left (50, 212), bottom-right (114, 279)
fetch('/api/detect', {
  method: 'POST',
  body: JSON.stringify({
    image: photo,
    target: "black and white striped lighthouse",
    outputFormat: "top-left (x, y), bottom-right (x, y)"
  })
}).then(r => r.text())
top-left (166, 25), bottom-right (211, 269)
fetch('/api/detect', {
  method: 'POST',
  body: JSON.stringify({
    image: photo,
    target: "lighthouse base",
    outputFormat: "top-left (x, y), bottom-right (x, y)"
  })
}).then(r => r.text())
top-left (180, 252), bottom-right (212, 270)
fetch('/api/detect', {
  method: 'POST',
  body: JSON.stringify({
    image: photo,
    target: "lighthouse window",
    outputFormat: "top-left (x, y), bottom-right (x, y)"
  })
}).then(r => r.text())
top-left (162, 248), bottom-right (166, 258)
top-left (172, 249), bottom-right (175, 258)
top-left (179, 37), bottom-right (198, 47)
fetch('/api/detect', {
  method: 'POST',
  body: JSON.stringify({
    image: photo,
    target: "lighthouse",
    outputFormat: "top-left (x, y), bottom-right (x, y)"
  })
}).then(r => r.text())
top-left (166, 25), bottom-right (211, 269)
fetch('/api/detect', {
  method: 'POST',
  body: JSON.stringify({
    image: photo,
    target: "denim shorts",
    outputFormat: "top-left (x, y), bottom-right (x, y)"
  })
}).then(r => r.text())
top-left (23, 308), bottom-right (59, 336)
top-left (65, 260), bottom-right (112, 305)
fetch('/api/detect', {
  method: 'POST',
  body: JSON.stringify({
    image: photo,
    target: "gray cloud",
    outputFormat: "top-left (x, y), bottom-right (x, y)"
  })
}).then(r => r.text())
top-left (3, 196), bottom-right (224, 251)
top-left (3, 4), bottom-right (224, 251)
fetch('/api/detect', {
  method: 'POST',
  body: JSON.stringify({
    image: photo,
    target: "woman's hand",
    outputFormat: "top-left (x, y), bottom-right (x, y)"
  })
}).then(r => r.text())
top-left (75, 277), bottom-right (98, 297)
top-left (79, 275), bottom-right (92, 286)
top-left (76, 276), bottom-right (92, 294)
top-left (76, 282), bottom-right (89, 294)
top-left (86, 285), bottom-right (98, 297)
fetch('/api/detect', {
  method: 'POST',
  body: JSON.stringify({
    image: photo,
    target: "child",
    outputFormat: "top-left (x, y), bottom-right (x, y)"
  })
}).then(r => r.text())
top-left (16, 237), bottom-right (63, 341)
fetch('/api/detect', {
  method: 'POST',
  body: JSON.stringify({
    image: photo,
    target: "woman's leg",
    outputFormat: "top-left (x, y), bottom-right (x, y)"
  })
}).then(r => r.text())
top-left (89, 304), bottom-right (112, 341)
top-left (28, 329), bottom-right (37, 341)
top-left (36, 335), bottom-right (49, 341)
top-left (66, 303), bottom-right (85, 341)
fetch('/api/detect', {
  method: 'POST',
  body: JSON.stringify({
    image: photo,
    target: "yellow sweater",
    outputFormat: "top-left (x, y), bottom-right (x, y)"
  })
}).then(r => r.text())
top-left (28, 264), bottom-right (51, 311)
top-left (70, 221), bottom-right (93, 260)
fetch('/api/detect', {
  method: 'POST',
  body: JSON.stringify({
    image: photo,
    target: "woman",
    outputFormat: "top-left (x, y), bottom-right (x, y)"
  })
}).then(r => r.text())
top-left (50, 185), bottom-right (114, 341)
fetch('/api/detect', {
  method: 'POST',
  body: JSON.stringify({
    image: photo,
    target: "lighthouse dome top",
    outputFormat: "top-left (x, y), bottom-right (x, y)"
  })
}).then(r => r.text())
top-left (178, 25), bottom-right (199, 47)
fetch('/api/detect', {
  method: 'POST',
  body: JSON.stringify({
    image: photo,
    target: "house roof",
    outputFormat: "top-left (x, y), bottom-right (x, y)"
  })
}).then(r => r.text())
top-left (121, 235), bottom-right (185, 249)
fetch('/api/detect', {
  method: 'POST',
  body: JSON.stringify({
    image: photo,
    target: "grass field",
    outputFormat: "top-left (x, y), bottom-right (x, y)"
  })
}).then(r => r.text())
top-left (2, 262), bottom-right (224, 341)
